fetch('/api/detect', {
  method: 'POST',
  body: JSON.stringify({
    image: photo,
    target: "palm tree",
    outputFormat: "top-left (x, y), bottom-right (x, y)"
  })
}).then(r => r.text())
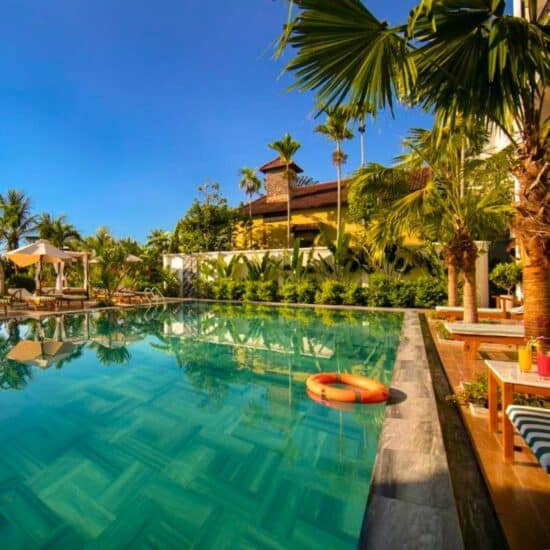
top-left (239, 167), bottom-right (263, 247)
top-left (268, 133), bottom-right (301, 248)
top-left (37, 213), bottom-right (81, 249)
top-left (315, 107), bottom-right (354, 241)
top-left (0, 189), bottom-right (36, 250)
top-left (276, 0), bottom-right (550, 336)
top-left (349, 102), bottom-right (375, 167)
top-left (356, 124), bottom-right (513, 322)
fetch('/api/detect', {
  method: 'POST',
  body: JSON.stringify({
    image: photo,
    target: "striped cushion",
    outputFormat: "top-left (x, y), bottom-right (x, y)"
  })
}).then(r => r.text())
top-left (506, 405), bottom-right (550, 474)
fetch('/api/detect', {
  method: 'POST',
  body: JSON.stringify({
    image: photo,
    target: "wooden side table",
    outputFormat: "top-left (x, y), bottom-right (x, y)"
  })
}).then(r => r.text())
top-left (486, 360), bottom-right (550, 462)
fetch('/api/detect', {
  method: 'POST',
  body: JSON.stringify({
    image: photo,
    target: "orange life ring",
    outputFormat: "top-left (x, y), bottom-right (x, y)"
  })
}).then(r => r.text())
top-left (306, 389), bottom-right (356, 412)
top-left (306, 373), bottom-right (389, 404)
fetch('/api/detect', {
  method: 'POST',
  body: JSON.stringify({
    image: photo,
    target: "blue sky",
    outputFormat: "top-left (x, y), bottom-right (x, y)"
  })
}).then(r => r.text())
top-left (0, 0), bottom-right (433, 242)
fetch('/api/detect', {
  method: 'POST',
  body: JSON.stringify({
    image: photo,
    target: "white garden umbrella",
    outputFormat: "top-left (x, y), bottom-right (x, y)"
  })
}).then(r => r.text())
top-left (6, 240), bottom-right (72, 293)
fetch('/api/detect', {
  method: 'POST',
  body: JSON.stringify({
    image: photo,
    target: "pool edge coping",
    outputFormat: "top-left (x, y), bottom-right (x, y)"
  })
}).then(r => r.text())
top-left (359, 310), bottom-right (464, 549)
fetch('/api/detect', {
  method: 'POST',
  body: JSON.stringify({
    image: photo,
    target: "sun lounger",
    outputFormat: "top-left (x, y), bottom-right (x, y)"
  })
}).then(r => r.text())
top-left (58, 294), bottom-right (88, 309)
top-left (506, 405), bottom-right (550, 474)
top-left (8, 288), bottom-right (57, 311)
top-left (444, 322), bottom-right (525, 364)
top-left (435, 306), bottom-right (507, 320)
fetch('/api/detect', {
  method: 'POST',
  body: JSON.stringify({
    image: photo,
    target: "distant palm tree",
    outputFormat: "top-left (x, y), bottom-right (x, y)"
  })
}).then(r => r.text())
top-left (268, 134), bottom-right (301, 248)
top-left (315, 107), bottom-right (353, 241)
top-left (37, 213), bottom-right (81, 249)
top-left (0, 189), bottom-right (37, 251)
top-left (239, 167), bottom-right (263, 247)
top-left (349, 102), bottom-right (375, 168)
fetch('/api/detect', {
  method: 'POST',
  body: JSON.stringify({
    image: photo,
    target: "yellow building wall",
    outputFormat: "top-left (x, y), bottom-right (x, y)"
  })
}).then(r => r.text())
top-left (234, 206), bottom-right (366, 250)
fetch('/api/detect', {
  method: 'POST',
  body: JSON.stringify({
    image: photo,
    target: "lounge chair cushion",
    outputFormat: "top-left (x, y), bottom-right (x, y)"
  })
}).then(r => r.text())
top-left (506, 405), bottom-right (550, 474)
top-left (444, 322), bottom-right (524, 337)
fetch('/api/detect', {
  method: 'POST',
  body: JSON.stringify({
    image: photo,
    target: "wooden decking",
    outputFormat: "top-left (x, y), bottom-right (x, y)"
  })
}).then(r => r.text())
top-left (428, 320), bottom-right (550, 550)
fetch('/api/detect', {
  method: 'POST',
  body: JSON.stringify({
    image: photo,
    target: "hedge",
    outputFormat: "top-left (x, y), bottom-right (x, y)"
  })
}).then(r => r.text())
top-left (200, 275), bottom-right (446, 308)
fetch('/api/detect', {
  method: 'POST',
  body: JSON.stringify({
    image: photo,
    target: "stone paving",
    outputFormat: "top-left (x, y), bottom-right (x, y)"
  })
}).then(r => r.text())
top-left (362, 311), bottom-right (463, 549)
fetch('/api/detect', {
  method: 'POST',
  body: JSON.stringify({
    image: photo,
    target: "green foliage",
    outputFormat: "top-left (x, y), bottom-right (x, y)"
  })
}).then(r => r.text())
top-left (242, 253), bottom-right (280, 282)
top-left (490, 262), bottom-right (522, 295)
top-left (279, 280), bottom-right (298, 303)
top-left (447, 372), bottom-right (549, 408)
top-left (36, 213), bottom-right (81, 249)
top-left (242, 280), bottom-right (279, 302)
top-left (7, 273), bottom-right (35, 293)
top-left (315, 280), bottom-right (345, 305)
top-left (342, 283), bottom-right (366, 306)
top-left (173, 181), bottom-right (234, 254)
top-left (280, 279), bottom-right (317, 304)
top-left (210, 278), bottom-right (244, 301)
top-left (0, 189), bottom-right (37, 250)
top-left (412, 276), bottom-right (447, 308)
top-left (387, 279), bottom-right (416, 308)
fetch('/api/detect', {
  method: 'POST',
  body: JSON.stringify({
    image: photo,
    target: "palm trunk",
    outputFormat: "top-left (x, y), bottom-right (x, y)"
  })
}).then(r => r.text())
top-left (447, 263), bottom-right (458, 307)
top-left (336, 142), bottom-right (342, 242)
top-left (522, 245), bottom-right (550, 338)
top-left (0, 261), bottom-right (5, 296)
top-left (513, 159), bottom-right (550, 338)
top-left (462, 262), bottom-right (478, 324)
top-left (287, 194), bottom-right (291, 248)
top-left (249, 200), bottom-right (252, 249)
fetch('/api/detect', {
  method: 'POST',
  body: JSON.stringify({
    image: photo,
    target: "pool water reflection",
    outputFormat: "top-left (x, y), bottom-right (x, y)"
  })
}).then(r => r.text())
top-left (0, 303), bottom-right (402, 548)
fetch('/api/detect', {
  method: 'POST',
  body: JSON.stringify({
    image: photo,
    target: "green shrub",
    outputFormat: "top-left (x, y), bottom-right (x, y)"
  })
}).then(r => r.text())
top-left (364, 274), bottom-right (391, 307)
top-left (387, 279), bottom-right (416, 307)
top-left (490, 262), bottom-right (522, 295)
top-left (243, 281), bottom-right (258, 301)
top-left (413, 276), bottom-right (447, 308)
top-left (342, 283), bottom-right (366, 306)
top-left (225, 280), bottom-right (244, 300)
top-left (255, 281), bottom-right (278, 302)
top-left (7, 273), bottom-right (35, 293)
top-left (315, 280), bottom-right (345, 305)
top-left (279, 281), bottom-right (298, 303)
top-left (296, 280), bottom-right (317, 304)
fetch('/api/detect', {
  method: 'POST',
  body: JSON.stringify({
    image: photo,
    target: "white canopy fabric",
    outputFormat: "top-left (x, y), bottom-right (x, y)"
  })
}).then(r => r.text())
top-left (125, 254), bottom-right (142, 263)
top-left (6, 240), bottom-right (72, 268)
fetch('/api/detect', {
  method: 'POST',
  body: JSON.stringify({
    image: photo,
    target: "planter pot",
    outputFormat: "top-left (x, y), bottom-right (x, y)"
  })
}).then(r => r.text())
top-left (468, 402), bottom-right (488, 417)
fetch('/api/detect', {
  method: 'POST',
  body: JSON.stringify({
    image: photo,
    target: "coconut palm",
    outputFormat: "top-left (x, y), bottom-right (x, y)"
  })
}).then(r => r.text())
top-left (36, 214), bottom-right (81, 249)
top-left (356, 124), bottom-right (513, 322)
top-left (0, 189), bottom-right (36, 251)
top-left (239, 167), bottom-right (263, 247)
top-left (268, 134), bottom-right (301, 248)
top-left (276, 0), bottom-right (550, 336)
top-left (315, 106), bottom-right (354, 241)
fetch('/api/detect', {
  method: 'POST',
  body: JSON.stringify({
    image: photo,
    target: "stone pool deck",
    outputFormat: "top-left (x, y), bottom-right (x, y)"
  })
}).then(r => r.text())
top-left (361, 311), bottom-right (463, 549)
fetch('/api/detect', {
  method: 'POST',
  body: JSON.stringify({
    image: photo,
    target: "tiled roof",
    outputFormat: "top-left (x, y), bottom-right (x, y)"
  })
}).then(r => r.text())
top-left (244, 167), bottom-right (431, 217)
top-left (259, 157), bottom-right (303, 174)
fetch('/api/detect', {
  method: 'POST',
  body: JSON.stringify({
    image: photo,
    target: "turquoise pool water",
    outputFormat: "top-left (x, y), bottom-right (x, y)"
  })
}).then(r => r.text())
top-left (0, 303), bottom-right (402, 548)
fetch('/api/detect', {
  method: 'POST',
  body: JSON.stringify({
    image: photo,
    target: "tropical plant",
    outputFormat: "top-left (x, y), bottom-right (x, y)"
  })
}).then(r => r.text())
top-left (90, 242), bottom-right (136, 303)
top-left (350, 124), bottom-right (513, 321)
top-left (349, 102), bottom-right (375, 167)
top-left (268, 133), bottom-right (301, 248)
top-left (172, 181), bottom-right (235, 253)
top-left (490, 262), bottom-right (522, 296)
top-left (315, 106), bottom-right (354, 241)
top-left (36, 213), bottom-right (81, 249)
top-left (239, 167), bottom-right (263, 247)
top-left (316, 224), bottom-right (368, 280)
top-left (283, 238), bottom-right (315, 282)
top-left (0, 189), bottom-right (37, 250)
top-left (276, 0), bottom-right (550, 336)
top-left (242, 252), bottom-right (280, 282)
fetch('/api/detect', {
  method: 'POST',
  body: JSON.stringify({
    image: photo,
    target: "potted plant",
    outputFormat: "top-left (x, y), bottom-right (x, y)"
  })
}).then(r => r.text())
top-left (489, 262), bottom-right (522, 311)
top-left (447, 373), bottom-right (490, 416)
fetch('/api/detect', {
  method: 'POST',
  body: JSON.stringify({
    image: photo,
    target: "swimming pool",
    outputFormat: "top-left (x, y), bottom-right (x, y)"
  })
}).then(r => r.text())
top-left (0, 303), bottom-right (402, 548)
